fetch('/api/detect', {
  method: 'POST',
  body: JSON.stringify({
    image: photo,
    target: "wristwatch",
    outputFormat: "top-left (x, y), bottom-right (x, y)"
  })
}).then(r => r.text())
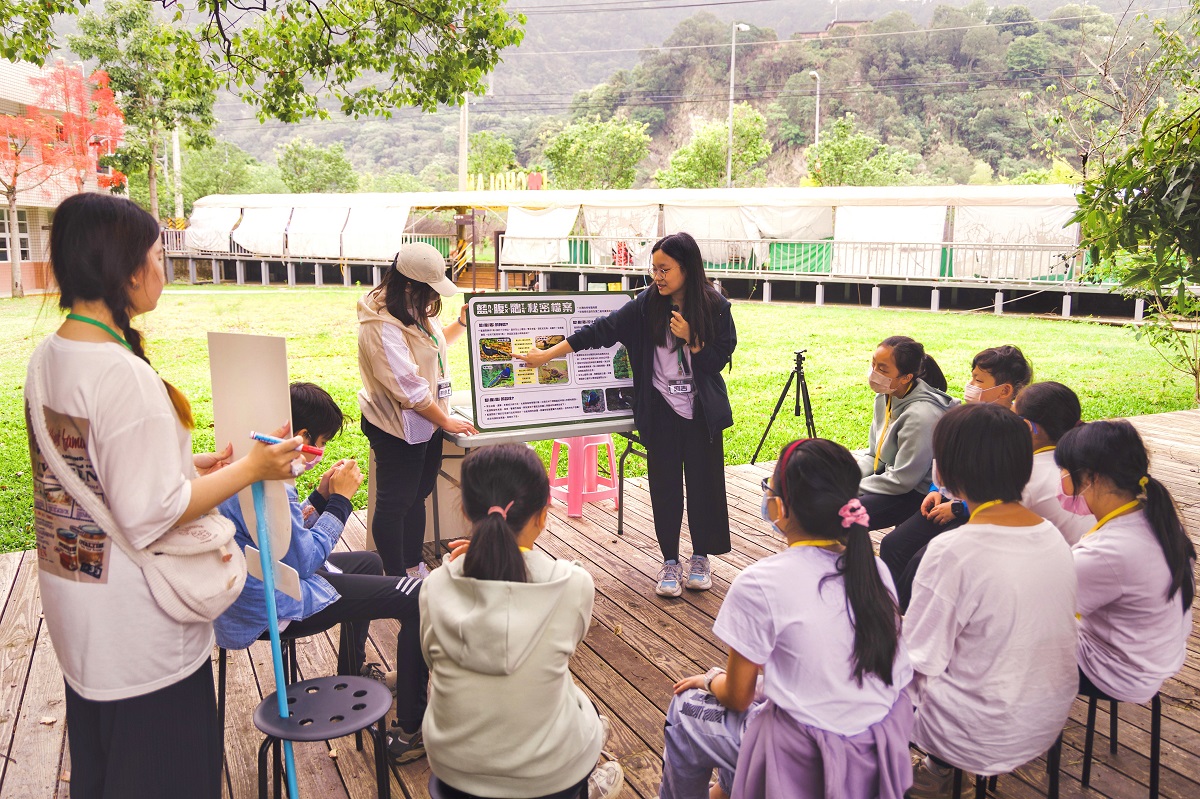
top-left (703, 666), bottom-right (726, 694)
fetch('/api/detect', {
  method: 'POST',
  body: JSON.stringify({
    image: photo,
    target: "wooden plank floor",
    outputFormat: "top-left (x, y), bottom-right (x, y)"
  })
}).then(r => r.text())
top-left (2, 409), bottom-right (1200, 798)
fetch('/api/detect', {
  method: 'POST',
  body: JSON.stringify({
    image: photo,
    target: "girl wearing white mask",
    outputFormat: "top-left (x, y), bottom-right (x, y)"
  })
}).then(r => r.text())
top-left (857, 336), bottom-right (955, 533)
top-left (1056, 420), bottom-right (1194, 704)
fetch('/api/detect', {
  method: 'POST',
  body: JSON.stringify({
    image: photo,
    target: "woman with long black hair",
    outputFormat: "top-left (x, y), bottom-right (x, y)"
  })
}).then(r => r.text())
top-left (1056, 419), bottom-right (1195, 703)
top-left (520, 232), bottom-right (736, 597)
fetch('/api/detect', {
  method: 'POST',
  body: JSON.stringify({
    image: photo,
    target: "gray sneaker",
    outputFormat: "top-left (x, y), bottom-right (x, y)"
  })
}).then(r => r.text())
top-left (656, 560), bottom-right (684, 597)
top-left (587, 761), bottom-right (624, 799)
top-left (685, 555), bottom-right (712, 591)
top-left (386, 726), bottom-right (425, 765)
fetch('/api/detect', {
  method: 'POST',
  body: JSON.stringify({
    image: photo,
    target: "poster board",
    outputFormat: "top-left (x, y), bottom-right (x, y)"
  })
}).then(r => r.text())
top-left (466, 292), bottom-right (635, 432)
top-left (208, 332), bottom-right (301, 600)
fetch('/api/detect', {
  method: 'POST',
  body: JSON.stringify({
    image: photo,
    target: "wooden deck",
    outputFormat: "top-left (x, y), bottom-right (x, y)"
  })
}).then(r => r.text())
top-left (2, 410), bottom-right (1199, 798)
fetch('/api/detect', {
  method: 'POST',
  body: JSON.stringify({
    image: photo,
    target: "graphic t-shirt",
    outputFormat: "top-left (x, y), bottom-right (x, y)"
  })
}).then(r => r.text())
top-left (712, 546), bottom-right (913, 736)
top-left (26, 335), bottom-right (211, 701)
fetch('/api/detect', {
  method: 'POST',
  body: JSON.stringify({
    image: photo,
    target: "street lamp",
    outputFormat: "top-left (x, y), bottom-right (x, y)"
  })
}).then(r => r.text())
top-left (727, 22), bottom-right (751, 188)
top-left (809, 70), bottom-right (821, 146)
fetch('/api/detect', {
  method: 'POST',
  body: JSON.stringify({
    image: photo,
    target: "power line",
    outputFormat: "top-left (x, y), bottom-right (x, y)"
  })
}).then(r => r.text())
top-left (516, 0), bottom-right (786, 15)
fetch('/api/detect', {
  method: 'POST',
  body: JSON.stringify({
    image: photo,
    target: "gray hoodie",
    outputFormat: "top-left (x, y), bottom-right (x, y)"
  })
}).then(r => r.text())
top-left (419, 549), bottom-right (604, 797)
top-left (856, 379), bottom-right (958, 496)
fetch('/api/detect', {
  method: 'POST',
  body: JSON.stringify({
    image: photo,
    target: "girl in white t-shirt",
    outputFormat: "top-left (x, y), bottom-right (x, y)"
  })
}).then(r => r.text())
top-left (1056, 419), bottom-right (1195, 703)
top-left (1011, 381), bottom-right (1094, 545)
top-left (661, 438), bottom-right (914, 799)
top-left (26, 193), bottom-right (303, 799)
top-left (906, 403), bottom-right (1078, 797)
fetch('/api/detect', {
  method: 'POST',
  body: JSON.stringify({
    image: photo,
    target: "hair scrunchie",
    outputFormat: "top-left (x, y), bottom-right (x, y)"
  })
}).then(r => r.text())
top-left (488, 501), bottom-right (515, 520)
top-left (838, 498), bottom-right (870, 529)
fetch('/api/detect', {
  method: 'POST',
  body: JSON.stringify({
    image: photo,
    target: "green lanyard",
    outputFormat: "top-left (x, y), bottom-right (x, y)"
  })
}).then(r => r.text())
top-left (419, 323), bottom-right (445, 377)
top-left (66, 313), bottom-right (132, 351)
top-left (676, 345), bottom-right (690, 376)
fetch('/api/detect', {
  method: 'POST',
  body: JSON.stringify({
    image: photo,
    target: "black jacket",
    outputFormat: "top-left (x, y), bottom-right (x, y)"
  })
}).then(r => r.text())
top-left (566, 288), bottom-right (736, 445)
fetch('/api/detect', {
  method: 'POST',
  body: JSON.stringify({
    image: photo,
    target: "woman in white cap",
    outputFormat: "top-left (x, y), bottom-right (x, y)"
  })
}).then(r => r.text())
top-left (358, 243), bottom-right (477, 579)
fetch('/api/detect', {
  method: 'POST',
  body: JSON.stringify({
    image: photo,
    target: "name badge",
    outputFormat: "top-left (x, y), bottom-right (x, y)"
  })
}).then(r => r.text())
top-left (667, 378), bottom-right (694, 395)
top-left (437, 379), bottom-right (453, 399)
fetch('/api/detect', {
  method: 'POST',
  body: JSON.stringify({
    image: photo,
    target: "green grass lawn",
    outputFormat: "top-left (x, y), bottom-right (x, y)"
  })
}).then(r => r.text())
top-left (2, 286), bottom-right (1194, 553)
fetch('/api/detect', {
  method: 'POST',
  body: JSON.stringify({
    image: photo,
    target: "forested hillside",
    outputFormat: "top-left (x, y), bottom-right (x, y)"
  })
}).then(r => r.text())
top-left (180, 0), bottom-right (1193, 196)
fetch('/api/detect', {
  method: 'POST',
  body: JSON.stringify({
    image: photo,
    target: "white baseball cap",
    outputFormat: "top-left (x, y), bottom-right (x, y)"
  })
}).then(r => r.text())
top-left (392, 242), bottom-right (459, 297)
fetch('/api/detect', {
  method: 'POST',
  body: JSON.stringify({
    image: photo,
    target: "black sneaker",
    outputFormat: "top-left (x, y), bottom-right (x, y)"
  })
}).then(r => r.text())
top-left (359, 661), bottom-right (397, 695)
top-left (386, 727), bottom-right (425, 765)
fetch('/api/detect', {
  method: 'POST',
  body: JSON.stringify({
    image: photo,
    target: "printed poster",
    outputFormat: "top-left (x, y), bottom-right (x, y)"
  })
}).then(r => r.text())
top-left (467, 292), bottom-right (635, 432)
top-left (27, 404), bottom-right (112, 583)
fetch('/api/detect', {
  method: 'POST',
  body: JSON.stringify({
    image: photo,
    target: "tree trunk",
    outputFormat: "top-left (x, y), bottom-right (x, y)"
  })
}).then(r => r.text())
top-left (148, 132), bottom-right (160, 222)
top-left (8, 192), bottom-right (22, 299)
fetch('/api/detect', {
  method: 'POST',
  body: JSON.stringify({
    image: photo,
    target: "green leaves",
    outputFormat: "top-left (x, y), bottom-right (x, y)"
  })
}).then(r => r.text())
top-left (543, 118), bottom-right (651, 190)
top-left (654, 104), bottom-right (769, 189)
top-left (805, 114), bottom-right (921, 187)
top-left (276, 137), bottom-right (358, 193)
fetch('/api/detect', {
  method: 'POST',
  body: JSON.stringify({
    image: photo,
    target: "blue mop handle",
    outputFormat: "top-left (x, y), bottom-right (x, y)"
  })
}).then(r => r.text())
top-left (252, 481), bottom-right (301, 799)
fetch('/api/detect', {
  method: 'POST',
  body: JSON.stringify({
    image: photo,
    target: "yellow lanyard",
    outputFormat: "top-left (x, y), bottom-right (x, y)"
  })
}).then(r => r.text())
top-left (419, 322), bottom-right (445, 377)
top-left (789, 539), bottom-right (841, 548)
top-left (518, 546), bottom-right (532, 553)
top-left (1034, 446), bottom-right (1056, 454)
top-left (1084, 500), bottom-right (1141, 538)
top-left (872, 396), bottom-right (893, 475)
top-left (968, 499), bottom-right (1005, 522)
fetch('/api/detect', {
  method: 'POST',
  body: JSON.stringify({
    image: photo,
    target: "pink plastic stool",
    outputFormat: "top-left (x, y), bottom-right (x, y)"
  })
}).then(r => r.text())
top-left (549, 435), bottom-right (620, 518)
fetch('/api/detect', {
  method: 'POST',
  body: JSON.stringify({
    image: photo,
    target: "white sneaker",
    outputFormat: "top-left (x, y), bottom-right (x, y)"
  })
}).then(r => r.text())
top-left (685, 555), bottom-right (712, 591)
top-left (656, 560), bottom-right (684, 597)
top-left (405, 562), bottom-right (431, 580)
top-left (598, 715), bottom-right (612, 746)
top-left (587, 761), bottom-right (624, 799)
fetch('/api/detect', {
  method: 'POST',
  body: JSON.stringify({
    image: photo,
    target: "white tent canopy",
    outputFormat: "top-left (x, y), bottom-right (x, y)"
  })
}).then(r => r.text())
top-left (231, 206), bottom-right (292, 256)
top-left (581, 204), bottom-right (659, 268)
top-left (950, 205), bottom-right (1079, 281)
top-left (185, 205), bottom-right (242, 253)
top-left (501, 205), bottom-right (581, 265)
top-left (341, 205), bottom-right (412, 261)
top-left (663, 205), bottom-right (760, 266)
top-left (833, 206), bottom-right (948, 278)
top-left (288, 206), bottom-right (350, 259)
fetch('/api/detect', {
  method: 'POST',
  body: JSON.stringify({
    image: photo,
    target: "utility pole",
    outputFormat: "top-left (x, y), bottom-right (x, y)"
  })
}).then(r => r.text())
top-left (458, 93), bottom-right (469, 191)
top-left (726, 23), bottom-right (750, 188)
top-left (172, 125), bottom-right (184, 220)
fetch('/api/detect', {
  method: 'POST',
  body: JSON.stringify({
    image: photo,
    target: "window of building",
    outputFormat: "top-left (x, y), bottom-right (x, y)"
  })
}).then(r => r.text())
top-left (0, 210), bottom-right (32, 263)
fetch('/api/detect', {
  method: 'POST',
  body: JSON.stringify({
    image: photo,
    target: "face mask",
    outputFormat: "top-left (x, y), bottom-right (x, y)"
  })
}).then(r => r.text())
top-left (932, 459), bottom-right (957, 502)
top-left (866, 366), bottom-right (896, 394)
top-left (1057, 478), bottom-right (1091, 516)
top-left (964, 384), bottom-right (1005, 404)
top-left (300, 453), bottom-right (323, 474)
top-left (760, 492), bottom-right (788, 538)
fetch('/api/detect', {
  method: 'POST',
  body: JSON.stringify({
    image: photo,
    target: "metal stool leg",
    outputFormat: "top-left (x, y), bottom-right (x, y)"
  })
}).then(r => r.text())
top-left (258, 737), bottom-right (273, 799)
top-left (288, 639), bottom-right (299, 684)
top-left (217, 648), bottom-right (228, 755)
top-left (974, 774), bottom-right (986, 798)
top-left (1109, 699), bottom-right (1119, 754)
top-left (377, 715), bottom-right (391, 799)
top-left (1046, 732), bottom-right (1063, 799)
top-left (273, 738), bottom-right (283, 799)
top-left (988, 774), bottom-right (997, 791)
top-left (953, 769), bottom-right (963, 796)
top-left (1082, 695), bottom-right (1098, 788)
top-left (1150, 693), bottom-right (1162, 799)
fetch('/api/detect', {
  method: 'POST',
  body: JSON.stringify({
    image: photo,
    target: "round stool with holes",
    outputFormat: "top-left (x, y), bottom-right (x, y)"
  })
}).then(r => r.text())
top-left (254, 675), bottom-right (393, 799)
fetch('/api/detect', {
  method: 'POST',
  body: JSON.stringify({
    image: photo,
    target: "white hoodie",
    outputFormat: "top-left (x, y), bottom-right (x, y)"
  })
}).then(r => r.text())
top-left (420, 549), bottom-right (604, 797)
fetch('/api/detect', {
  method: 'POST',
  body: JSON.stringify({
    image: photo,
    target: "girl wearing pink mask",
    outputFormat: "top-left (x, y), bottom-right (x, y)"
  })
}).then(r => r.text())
top-left (1055, 420), bottom-right (1195, 704)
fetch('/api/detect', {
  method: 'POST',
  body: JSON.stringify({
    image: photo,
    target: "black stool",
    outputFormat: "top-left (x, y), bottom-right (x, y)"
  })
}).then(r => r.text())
top-left (217, 636), bottom-right (302, 748)
top-left (944, 733), bottom-right (1063, 799)
top-left (1081, 688), bottom-right (1162, 798)
top-left (428, 774), bottom-right (587, 799)
top-left (255, 675), bottom-right (393, 799)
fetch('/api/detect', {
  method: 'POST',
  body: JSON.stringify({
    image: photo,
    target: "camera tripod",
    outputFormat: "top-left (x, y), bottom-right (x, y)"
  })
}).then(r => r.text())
top-left (751, 349), bottom-right (817, 464)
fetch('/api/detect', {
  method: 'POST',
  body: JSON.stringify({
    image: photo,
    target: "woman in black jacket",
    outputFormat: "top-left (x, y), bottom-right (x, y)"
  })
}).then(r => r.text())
top-left (520, 232), bottom-right (737, 597)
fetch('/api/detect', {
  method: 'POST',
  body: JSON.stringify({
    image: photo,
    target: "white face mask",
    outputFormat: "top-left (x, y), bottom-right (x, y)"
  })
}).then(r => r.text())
top-left (963, 383), bottom-right (1004, 404)
top-left (866, 366), bottom-right (896, 395)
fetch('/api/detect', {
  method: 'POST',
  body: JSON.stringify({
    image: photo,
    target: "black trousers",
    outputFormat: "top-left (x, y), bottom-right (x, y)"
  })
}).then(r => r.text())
top-left (285, 550), bottom-right (428, 733)
top-left (880, 509), bottom-right (966, 609)
top-left (858, 489), bottom-right (926, 536)
top-left (65, 659), bottom-right (221, 799)
top-left (362, 417), bottom-right (443, 575)
top-left (644, 389), bottom-right (731, 562)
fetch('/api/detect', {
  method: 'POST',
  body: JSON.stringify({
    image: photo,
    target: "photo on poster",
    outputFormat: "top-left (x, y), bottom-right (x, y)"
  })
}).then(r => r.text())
top-left (479, 337), bottom-right (512, 361)
top-left (481, 363), bottom-right (515, 389)
top-left (536, 334), bottom-right (565, 350)
top-left (538, 360), bottom-right (569, 385)
top-left (612, 346), bottom-right (632, 379)
top-left (581, 389), bottom-right (605, 413)
top-left (606, 387), bottom-right (635, 411)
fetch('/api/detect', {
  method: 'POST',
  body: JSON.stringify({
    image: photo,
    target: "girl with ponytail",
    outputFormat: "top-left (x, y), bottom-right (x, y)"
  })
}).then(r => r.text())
top-left (419, 445), bottom-right (623, 799)
top-left (27, 192), bottom-right (303, 797)
top-left (1056, 420), bottom-right (1195, 704)
top-left (906, 403), bottom-right (1078, 796)
top-left (660, 438), bottom-right (915, 799)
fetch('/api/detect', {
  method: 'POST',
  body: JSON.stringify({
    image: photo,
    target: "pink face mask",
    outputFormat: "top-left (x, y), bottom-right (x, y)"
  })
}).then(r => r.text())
top-left (1057, 476), bottom-right (1091, 516)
